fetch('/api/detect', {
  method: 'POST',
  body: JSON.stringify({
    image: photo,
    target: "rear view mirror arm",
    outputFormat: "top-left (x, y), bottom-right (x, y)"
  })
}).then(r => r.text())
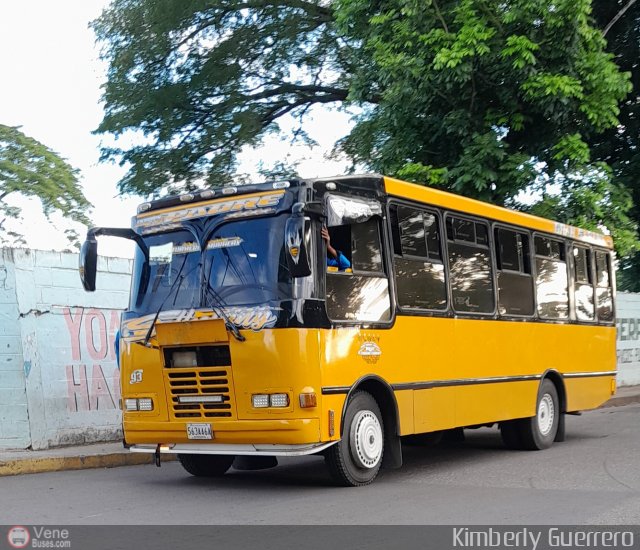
top-left (87, 227), bottom-right (149, 263)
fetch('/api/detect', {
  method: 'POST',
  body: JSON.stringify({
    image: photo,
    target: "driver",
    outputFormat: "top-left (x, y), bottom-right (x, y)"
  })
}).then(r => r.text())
top-left (321, 226), bottom-right (351, 271)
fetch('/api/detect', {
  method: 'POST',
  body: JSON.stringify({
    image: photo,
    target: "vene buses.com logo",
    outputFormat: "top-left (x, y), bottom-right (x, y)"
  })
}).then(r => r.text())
top-left (7, 526), bottom-right (30, 549)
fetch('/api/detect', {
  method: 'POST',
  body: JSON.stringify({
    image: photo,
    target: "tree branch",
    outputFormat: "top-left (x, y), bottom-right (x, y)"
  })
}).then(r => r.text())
top-left (603, 0), bottom-right (637, 36)
top-left (431, 0), bottom-right (449, 34)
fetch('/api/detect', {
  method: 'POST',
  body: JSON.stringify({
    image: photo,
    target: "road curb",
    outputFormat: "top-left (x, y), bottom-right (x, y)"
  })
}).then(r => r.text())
top-left (0, 452), bottom-right (176, 477)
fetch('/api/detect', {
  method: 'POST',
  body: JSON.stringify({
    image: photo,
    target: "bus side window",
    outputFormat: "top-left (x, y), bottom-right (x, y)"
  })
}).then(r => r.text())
top-left (390, 204), bottom-right (446, 311)
top-left (325, 218), bottom-right (391, 323)
top-left (495, 228), bottom-right (534, 316)
top-left (446, 215), bottom-right (495, 314)
top-left (572, 245), bottom-right (595, 322)
top-left (534, 236), bottom-right (569, 320)
top-left (595, 251), bottom-right (614, 322)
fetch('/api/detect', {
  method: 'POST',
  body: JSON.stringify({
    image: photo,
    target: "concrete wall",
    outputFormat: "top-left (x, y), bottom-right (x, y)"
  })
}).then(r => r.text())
top-left (0, 253), bottom-right (30, 448)
top-left (616, 292), bottom-right (640, 387)
top-left (0, 248), bottom-right (131, 450)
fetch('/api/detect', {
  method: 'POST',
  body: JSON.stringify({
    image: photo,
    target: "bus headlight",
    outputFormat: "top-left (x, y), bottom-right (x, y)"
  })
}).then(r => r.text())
top-left (269, 393), bottom-right (289, 408)
top-left (124, 398), bottom-right (154, 411)
top-left (138, 398), bottom-right (154, 411)
top-left (252, 394), bottom-right (270, 408)
top-left (124, 399), bottom-right (138, 411)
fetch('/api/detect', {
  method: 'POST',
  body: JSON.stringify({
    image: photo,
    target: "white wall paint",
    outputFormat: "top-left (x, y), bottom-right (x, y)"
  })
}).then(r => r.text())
top-left (0, 248), bottom-right (131, 449)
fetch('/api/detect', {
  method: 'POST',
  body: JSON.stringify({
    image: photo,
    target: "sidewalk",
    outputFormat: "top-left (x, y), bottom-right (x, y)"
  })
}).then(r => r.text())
top-left (1, 386), bottom-right (638, 477)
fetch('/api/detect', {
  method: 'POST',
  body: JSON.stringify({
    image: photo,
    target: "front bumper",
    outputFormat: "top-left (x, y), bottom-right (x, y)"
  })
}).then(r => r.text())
top-left (123, 417), bottom-right (323, 446)
top-left (129, 441), bottom-right (337, 457)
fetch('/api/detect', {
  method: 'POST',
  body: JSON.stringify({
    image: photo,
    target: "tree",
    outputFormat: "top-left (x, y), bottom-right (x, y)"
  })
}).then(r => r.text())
top-left (93, 0), bottom-right (637, 257)
top-left (590, 0), bottom-right (640, 289)
top-left (0, 124), bottom-right (92, 247)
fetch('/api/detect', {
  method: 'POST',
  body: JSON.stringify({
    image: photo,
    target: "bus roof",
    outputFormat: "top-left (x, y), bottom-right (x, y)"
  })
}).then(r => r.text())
top-left (383, 176), bottom-right (614, 250)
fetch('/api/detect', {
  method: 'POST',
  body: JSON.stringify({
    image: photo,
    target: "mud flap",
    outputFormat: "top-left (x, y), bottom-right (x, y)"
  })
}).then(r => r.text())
top-left (382, 430), bottom-right (402, 469)
top-left (554, 412), bottom-right (566, 442)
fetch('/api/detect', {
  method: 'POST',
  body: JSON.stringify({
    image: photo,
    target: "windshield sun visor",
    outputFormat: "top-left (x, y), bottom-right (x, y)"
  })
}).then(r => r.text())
top-left (326, 195), bottom-right (382, 227)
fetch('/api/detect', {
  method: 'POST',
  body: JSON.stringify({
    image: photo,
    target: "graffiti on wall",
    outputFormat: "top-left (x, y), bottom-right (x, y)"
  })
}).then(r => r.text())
top-left (63, 307), bottom-right (121, 412)
top-left (617, 317), bottom-right (640, 366)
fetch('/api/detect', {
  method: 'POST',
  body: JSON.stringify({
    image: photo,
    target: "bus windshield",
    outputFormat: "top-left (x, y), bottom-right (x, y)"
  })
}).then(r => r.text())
top-left (129, 214), bottom-right (294, 314)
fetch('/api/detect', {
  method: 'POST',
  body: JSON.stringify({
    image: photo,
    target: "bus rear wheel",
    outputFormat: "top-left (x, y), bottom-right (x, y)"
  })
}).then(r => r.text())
top-left (177, 454), bottom-right (235, 477)
top-left (501, 379), bottom-right (559, 451)
top-left (325, 391), bottom-right (384, 487)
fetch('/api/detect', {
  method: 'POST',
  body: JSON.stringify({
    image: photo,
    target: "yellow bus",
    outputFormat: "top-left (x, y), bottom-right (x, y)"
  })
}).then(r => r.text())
top-left (79, 174), bottom-right (617, 486)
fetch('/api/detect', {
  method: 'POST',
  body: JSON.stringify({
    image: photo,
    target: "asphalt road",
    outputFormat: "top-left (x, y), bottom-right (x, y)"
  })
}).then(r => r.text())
top-left (1, 404), bottom-right (639, 525)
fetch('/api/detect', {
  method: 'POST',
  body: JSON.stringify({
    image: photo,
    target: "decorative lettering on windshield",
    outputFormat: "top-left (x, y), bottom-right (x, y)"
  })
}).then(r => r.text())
top-left (134, 191), bottom-right (285, 232)
top-left (122, 306), bottom-right (279, 339)
top-left (207, 237), bottom-right (243, 249)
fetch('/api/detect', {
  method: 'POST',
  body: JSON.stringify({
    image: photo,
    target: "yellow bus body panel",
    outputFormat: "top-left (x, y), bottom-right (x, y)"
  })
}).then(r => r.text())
top-left (121, 313), bottom-right (615, 445)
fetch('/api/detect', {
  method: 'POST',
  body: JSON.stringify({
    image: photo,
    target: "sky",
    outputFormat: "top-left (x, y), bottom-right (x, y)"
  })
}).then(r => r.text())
top-left (0, 0), bottom-right (353, 258)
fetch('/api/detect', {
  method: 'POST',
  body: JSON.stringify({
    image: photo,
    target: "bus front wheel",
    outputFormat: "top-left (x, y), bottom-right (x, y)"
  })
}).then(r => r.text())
top-left (325, 391), bottom-right (384, 487)
top-left (177, 454), bottom-right (235, 477)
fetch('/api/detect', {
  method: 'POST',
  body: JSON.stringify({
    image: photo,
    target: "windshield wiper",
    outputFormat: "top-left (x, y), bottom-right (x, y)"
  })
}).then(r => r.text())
top-left (141, 254), bottom-right (190, 348)
top-left (201, 275), bottom-right (246, 342)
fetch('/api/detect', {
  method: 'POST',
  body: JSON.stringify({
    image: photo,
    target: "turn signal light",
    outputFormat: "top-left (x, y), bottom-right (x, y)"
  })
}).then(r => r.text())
top-left (299, 393), bottom-right (317, 408)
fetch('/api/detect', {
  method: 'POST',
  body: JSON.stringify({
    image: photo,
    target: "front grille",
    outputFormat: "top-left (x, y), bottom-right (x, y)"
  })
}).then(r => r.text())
top-left (166, 368), bottom-right (234, 418)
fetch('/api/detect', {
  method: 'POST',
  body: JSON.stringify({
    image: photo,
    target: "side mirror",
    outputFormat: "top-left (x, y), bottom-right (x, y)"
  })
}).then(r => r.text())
top-left (79, 237), bottom-right (98, 291)
top-left (285, 207), bottom-right (312, 278)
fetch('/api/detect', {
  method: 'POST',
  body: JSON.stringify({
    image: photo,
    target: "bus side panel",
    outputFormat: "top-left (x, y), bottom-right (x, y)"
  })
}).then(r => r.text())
top-left (565, 377), bottom-right (616, 411)
top-left (413, 387), bottom-right (457, 432)
top-left (395, 390), bottom-right (414, 436)
top-left (454, 319), bottom-right (538, 426)
top-left (453, 319), bottom-right (616, 425)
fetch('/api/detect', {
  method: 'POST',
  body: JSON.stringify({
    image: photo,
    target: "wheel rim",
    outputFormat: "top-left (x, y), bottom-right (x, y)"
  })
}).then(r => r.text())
top-left (349, 410), bottom-right (383, 469)
top-left (537, 393), bottom-right (555, 436)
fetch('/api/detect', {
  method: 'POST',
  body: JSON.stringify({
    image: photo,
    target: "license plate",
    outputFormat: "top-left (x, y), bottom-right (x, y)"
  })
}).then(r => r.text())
top-left (187, 423), bottom-right (213, 440)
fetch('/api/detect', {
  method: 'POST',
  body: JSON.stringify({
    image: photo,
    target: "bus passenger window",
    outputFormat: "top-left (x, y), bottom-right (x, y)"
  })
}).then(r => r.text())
top-left (495, 228), bottom-right (534, 316)
top-left (595, 251), bottom-right (614, 322)
top-left (326, 218), bottom-right (391, 323)
top-left (572, 246), bottom-right (594, 321)
top-left (390, 205), bottom-right (446, 311)
top-left (534, 236), bottom-right (569, 320)
top-left (447, 216), bottom-right (494, 314)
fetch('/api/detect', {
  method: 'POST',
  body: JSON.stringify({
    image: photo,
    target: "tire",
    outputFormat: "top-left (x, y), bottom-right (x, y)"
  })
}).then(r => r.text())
top-left (177, 454), bottom-right (235, 477)
top-left (325, 391), bottom-right (384, 487)
top-left (502, 379), bottom-right (560, 451)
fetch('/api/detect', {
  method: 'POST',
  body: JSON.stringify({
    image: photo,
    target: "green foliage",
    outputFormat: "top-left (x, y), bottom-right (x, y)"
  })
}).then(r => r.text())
top-left (590, 0), bottom-right (640, 290)
top-left (94, 0), bottom-right (637, 261)
top-left (0, 125), bottom-right (91, 246)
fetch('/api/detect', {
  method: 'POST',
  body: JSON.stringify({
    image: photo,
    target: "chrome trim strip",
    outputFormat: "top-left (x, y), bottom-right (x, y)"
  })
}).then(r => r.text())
top-left (392, 374), bottom-right (542, 391)
top-left (321, 371), bottom-right (617, 395)
top-left (562, 370), bottom-right (617, 379)
top-left (178, 395), bottom-right (224, 404)
top-left (129, 441), bottom-right (338, 457)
